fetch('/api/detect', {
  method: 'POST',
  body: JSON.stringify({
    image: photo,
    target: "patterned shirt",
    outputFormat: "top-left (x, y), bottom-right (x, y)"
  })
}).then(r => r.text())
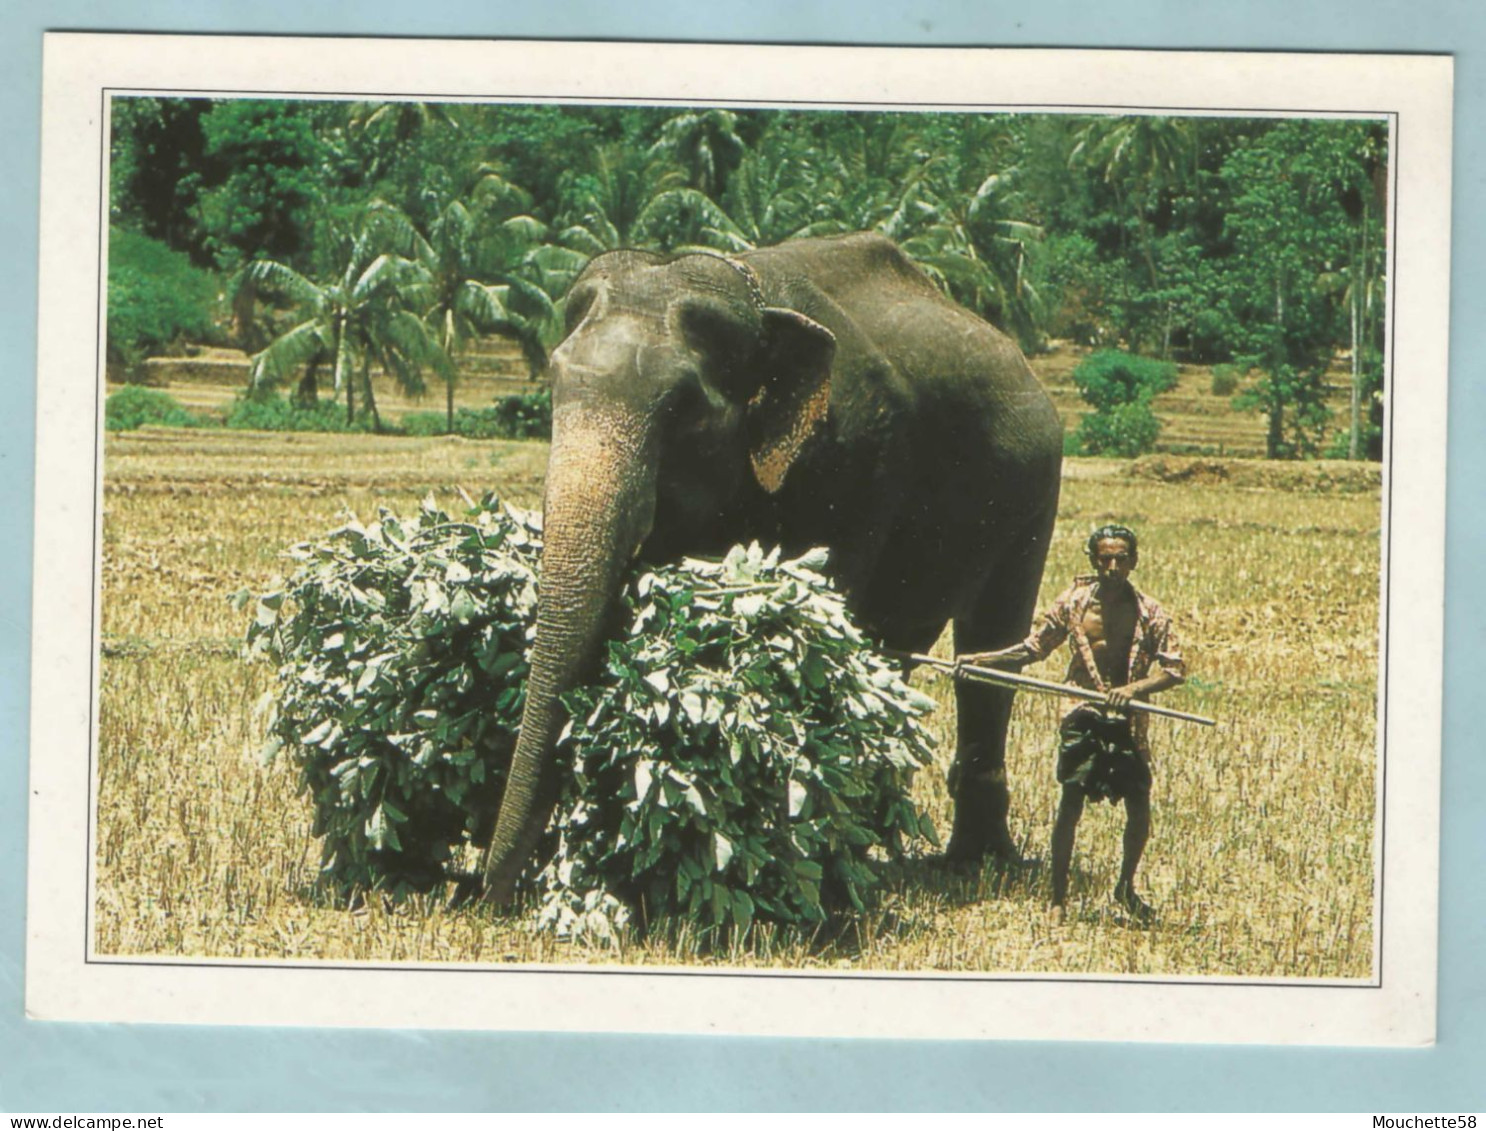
top-left (1020, 574), bottom-right (1186, 754)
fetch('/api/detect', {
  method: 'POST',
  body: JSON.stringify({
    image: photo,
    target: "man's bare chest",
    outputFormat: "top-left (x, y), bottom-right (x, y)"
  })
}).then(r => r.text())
top-left (1079, 598), bottom-right (1137, 664)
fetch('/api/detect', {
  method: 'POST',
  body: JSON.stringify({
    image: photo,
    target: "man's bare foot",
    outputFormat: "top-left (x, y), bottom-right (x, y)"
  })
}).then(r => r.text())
top-left (1113, 882), bottom-right (1153, 924)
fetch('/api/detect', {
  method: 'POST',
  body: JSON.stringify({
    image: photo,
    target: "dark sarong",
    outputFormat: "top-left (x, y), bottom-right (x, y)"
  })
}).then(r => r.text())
top-left (1057, 709), bottom-right (1151, 803)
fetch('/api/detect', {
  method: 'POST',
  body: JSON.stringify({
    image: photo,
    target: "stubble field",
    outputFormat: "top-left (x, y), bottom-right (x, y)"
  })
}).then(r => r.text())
top-left (95, 427), bottom-right (1381, 978)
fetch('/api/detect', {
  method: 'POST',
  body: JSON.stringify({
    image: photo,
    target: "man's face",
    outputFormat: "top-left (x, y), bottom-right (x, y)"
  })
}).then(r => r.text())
top-left (1091, 537), bottom-right (1137, 587)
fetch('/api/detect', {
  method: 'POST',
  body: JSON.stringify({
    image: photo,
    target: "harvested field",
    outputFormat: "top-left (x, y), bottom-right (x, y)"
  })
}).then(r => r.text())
top-left (93, 428), bottom-right (1380, 978)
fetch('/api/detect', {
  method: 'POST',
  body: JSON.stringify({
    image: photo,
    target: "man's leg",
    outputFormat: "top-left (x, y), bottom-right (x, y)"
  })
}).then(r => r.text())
top-left (1050, 785), bottom-right (1084, 908)
top-left (1114, 788), bottom-right (1152, 919)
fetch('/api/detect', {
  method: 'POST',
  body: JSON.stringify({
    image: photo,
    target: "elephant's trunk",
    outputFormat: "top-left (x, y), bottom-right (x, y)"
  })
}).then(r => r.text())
top-left (482, 401), bottom-right (657, 905)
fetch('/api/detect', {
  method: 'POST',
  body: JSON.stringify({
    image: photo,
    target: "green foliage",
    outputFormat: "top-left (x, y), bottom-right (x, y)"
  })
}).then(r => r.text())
top-left (225, 392), bottom-right (364, 433)
top-left (1075, 402), bottom-right (1163, 458)
top-left (401, 389), bottom-right (553, 440)
top-left (107, 229), bottom-right (220, 369)
top-left (1070, 350), bottom-right (1176, 458)
top-left (544, 543), bottom-right (939, 942)
top-left (1217, 120), bottom-right (1378, 459)
top-left (1210, 365), bottom-right (1241, 397)
top-left (244, 200), bottom-right (451, 430)
top-left (243, 497), bottom-right (541, 894)
top-left (195, 100), bottom-right (335, 271)
top-left (1071, 349), bottom-right (1178, 411)
top-left (109, 98), bottom-right (1388, 459)
top-left (247, 500), bottom-right (938, 935)
top-left (104, 386), bottom-right (203, 432)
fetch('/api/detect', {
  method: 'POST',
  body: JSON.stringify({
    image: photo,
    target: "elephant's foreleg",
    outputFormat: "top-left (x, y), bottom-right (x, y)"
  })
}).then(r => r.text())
top-left (945, 682), bottom-right (1021, 862)
top-left (945, 505), bottom-right (1057, 863)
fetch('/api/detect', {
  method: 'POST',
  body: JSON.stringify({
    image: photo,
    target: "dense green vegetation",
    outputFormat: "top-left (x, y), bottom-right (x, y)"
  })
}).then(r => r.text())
top-left (109, 99), bottom-right (1387, 458)
top-left (105, 386), bottom-right (553, 440)
top-left (104, 386), bottom-right (204, 431)
top-left (105, 228), bottom-right (220, 371)
top-left (1070, 350), bottom-right (1179, 457)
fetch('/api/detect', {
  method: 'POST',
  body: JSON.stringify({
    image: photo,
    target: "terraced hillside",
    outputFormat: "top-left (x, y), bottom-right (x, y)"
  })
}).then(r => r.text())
top-left (1031, 341), bottom-right (1355, 459)
top-left (125, 337), bottom-right (1356, 458)
top-left (134, 335), bottom-right (537, 422)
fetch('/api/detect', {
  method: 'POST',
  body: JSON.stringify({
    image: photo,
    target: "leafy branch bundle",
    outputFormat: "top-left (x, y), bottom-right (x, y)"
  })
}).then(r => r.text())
top-left (247, 498), bottom-right (939, 939)
top-left (244, 495), bottom-right (540, 893)
top-left (540, 543), bottom-right (940, 941)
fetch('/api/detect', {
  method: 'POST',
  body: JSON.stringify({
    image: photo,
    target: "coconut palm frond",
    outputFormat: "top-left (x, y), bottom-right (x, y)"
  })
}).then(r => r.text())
top-left (499, 275), bottom-right (559, 324)
top-left (249, 319), bottom-right (329, 392)
top-left (558, 224), bottom-right (612, 258)
top-left (241, 259), bottom-right (322, 307)
top-left (500, 214), bottom-right (550, 245)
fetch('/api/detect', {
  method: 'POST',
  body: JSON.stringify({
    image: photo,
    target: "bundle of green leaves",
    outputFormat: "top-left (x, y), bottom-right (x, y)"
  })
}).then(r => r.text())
top-left (244, 495), bottom-right (541, 894)
top-left (247, 498), bottom-right (940, 939)
top-left (542, 543), bottom-right (939, 942)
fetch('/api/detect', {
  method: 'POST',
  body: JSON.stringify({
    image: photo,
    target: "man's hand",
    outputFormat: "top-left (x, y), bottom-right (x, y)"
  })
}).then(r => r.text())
top-left (1107, 670), bottom-right (1181, 711)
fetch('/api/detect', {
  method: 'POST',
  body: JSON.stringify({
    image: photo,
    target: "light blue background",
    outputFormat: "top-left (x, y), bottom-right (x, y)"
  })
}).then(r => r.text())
top-left (3, 2), bottom-right (1480, 1112)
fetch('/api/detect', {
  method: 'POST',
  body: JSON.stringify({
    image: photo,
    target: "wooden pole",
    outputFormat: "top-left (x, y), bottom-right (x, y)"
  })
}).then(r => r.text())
top-left (890, 651), bottom-right (1217, 728)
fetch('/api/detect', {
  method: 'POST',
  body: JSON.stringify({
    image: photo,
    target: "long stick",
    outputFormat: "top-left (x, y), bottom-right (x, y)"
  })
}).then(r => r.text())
top-left (889, 650), bottom-right (1217, 728)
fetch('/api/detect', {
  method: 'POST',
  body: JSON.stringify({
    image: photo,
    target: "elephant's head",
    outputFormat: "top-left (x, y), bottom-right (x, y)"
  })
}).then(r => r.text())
top-left (481, 250), bottom-right (837, 904)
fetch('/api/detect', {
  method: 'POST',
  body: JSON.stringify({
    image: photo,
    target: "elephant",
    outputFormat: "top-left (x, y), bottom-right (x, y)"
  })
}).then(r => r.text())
top-left (480, 232), bottom-right (1063, 905)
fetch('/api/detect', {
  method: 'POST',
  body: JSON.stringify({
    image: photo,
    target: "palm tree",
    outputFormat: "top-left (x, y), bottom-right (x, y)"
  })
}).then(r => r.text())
top-left (244, 200), bottom-right (446, 430)
top-left (462, 170), bottom-right (578, 379)
top-left (791, 114), bottom-right (937, 241)
top-left (722, 138), bottom-right (816, 248)
top-left (556, 144), bottom-right (745, 258)
top-left (556, 146), bottom-right (680, 254)
top-left (1070, 115), bottom-right (1197, 355)
top-left (419, 193), bottom-right (549, 430)
top-left (647, 109), bottom-right (746, 202)
top-left (903, 166), bottom-right (1046, 351)
top-left (344, 101), bottom-right (461, 185)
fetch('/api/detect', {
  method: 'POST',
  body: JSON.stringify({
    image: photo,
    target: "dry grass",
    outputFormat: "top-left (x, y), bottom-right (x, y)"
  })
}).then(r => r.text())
top-left (95, 428), bottom-right (1379, 979)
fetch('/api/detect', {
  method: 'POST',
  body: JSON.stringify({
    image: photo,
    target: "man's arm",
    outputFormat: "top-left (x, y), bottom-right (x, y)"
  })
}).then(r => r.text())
top-left (1105, 668), bottom-right (1183, 709)
top-left (1106, 608), bottom-right (1186, 709)
top-left (955, 590), bottom-right (1074, 674)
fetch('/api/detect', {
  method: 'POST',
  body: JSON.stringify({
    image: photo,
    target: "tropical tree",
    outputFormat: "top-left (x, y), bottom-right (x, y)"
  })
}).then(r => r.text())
top-left (896, 118), bottom-right (1046, 350)
top-left (1070, 115), bottom-right (1197, 354)
top-left (720, 138), bottom-right (815, 248)
top-left (461, 171), bottom-right (579, 377)
top-left (556, 144), bottom-right (745, 257)
top-left (1218, 121), bottom-right (1359, 459)
top-left (192, 100), bottom-right (337, 273)
top-left (1318, 121), bottom-right (1388, 459)
top-left (556, 146), bottom-right (683, 255)
top-left (648, 108), bottom-right (746, 201)
top-left (796, 113), bottom-right (933, 238)
top-left (242, 201), bottom-right (447, 430)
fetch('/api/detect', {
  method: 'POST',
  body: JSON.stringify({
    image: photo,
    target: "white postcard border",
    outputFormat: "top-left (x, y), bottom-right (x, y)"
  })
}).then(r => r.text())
top-left (28, 34), bottom-right (1452, 1045)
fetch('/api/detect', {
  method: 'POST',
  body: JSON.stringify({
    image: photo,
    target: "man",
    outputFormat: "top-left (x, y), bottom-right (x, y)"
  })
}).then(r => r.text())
top-left (958, 523), bottom-right (1185, 921)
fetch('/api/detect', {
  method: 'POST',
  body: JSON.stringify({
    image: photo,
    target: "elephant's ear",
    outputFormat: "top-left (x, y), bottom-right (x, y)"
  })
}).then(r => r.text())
top-left (748, 307), bottom-right (835, 494)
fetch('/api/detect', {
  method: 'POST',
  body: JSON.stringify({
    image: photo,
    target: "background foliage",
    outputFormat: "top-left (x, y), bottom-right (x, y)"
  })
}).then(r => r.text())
top-left (109, 99), bottom-right (1388, 459)
top-left (1070, 349), bottom-right (1179, 457)
top-left (106, 228), bottom-right (221, 371)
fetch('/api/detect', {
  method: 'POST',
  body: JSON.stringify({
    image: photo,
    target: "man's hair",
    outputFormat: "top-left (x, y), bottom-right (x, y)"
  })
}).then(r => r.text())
top-left (1087, 523), bottom-right (1138, 560)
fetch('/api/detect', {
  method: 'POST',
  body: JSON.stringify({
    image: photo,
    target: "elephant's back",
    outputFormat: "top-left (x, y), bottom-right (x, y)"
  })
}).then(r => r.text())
top-left (755, 236), bottom-right (1062, 633)
top-left (749, 234), bottom-right (1057, 439)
